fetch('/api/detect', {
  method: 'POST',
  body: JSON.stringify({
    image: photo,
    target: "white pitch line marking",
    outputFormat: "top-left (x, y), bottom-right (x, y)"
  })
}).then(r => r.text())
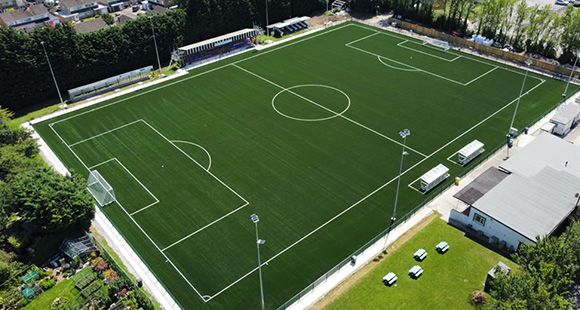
top-left (233, 64), bottom-right (428, 158)
top-left (171, 140), bottom-right (212, 171)
top-left (162, 202), bottom-right (249, 252)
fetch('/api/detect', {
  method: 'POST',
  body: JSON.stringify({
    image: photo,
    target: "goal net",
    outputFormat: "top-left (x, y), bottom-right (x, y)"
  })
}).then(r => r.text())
top-left (422, 37), bottom-right (450, 51)
top-left (87, 170), bottom-right (116, 207)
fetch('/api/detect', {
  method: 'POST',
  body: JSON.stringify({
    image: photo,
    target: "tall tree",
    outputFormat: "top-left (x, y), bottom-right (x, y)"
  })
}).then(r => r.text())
top-left (4, 168), bottom-right (94, 233)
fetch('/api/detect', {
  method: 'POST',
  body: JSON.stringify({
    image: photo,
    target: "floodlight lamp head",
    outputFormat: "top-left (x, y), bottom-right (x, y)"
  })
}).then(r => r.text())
top-left (576, 193), bottom-right (579, 198)
top-left (399, 129), bottom-right (410, 138)
top-left (257, 239), bottom-right (266, 245)
top-left (402, 151), bottom-right (409, 156)
top-left (40, 41), bottom-right (45, 45)
top-left (250, 214), bottom-right (260, 223)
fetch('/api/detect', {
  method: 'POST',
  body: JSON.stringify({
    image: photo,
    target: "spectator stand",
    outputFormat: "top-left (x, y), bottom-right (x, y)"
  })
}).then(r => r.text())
top-left (266, 16), bottom-right (310, 38)
top-left (178, 28), bottom-right (256, 67)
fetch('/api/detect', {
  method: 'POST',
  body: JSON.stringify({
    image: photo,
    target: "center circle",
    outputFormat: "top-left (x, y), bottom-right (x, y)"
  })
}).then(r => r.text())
top-left (271, 84), bottom-right (351, 121)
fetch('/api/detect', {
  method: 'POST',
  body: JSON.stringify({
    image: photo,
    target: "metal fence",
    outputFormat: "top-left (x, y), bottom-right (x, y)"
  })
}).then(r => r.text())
top-left (276, 72), bottom-right (580, 310)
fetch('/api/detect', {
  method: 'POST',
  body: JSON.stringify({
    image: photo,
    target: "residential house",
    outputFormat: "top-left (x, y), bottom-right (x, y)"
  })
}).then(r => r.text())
top-left (96, 0), bottom-right (124, 12)
top-left (73, 16), bottom-right (107, 33)
top-left (57, 0), bottom-right (107, 22)
top-left (0, 4), bottom-right (59, 31)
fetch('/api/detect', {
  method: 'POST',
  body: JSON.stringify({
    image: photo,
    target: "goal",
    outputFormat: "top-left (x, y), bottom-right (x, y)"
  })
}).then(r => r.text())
top-left (422, 37), bottom-right (450, 51)
top-left (87, 170), bottom-right (116, 207)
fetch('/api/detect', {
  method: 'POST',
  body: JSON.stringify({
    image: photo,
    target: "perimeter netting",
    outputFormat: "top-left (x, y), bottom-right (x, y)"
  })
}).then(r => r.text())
top-left (87, 170), bottom-right (116, 207)
top-left (422, 37), bottom-right (450, 51)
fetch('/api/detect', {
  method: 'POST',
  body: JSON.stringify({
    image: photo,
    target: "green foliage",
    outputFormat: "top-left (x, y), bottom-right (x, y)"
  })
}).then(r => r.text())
top-left (4, 168), bottom-right (94, 233)
top-left (39, 278), bottom-right (55, 290)
top-left (0, 261), bottom-right (11, 284)
top-left (487, 231), bottom-right (580, 309)
top-left (101, 14), bottom-right (114, 26)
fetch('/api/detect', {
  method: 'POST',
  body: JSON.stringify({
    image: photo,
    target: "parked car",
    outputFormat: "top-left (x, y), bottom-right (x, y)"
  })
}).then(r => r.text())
top-left (556, 0), bottom-right (566, 4)
top-left (132, 4), bottom-right (139, 12)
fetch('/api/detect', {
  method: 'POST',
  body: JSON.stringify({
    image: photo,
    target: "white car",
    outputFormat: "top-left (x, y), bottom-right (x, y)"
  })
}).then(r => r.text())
top-left (555, 0), bottom-right (567, 4)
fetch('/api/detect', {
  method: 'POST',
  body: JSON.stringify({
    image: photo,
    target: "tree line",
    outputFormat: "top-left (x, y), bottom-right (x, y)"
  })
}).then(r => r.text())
top-left (352, 0), bottom-right (580, 64)
top-left (0, 106), bottom-right (94, 285)
top-left (0, 0), bottom-right (326, 113)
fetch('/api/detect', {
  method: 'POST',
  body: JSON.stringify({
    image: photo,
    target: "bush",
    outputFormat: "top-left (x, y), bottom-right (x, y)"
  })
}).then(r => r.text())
top-left (40, 278), bottom-right (55, 290)
top-left (0, 262), bottom-right (11, 283)
top-left (472, 290), bottom-right (488, 306)
top-left (103, 269), bottom-right (118, 281)
top-left (16, 298), bottom-right (29, 307)
top-left (91, 257), bottom-right (103, 267)
top-left (96, 260), bottom-right (108, 272)
top-left (62, 270), bottom-right (73, 278)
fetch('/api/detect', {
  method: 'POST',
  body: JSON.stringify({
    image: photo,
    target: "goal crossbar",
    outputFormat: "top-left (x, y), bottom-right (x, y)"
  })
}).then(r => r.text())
top-left (87, 170), bottom-right (116, 207)
top-left (422, 37), bottom-right (450, 51)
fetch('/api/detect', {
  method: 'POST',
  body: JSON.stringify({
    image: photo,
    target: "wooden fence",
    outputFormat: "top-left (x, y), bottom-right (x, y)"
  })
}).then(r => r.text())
top-left (389, 18), bottom-right (579, 79)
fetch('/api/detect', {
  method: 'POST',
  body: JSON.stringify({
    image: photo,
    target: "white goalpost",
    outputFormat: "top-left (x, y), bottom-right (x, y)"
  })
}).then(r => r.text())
top-left (87, 170), bottom-right (116, 207)
top-left (422, 37), bottom-right (451, 51)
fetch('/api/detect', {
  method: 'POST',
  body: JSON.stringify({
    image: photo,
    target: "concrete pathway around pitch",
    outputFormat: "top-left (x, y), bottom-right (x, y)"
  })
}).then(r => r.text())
top-left (287, 206), bottom-right (433, 310)
top-left (290, 98), bottom-right (580, 310)
top-left (427, 95), bottom-right (580, 222)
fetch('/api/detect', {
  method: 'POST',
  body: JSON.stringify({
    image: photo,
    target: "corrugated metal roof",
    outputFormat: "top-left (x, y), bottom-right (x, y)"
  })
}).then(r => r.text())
top-left (474, 166), bottom-right (579, 241)
top-left (500, 132), bottom-right (580, 179)
top-left (551, 104), bottom-right (580, 124)
top-left (458, 140), bottom-right (484, 157)
top-left (178, 28), bottom-right (255, 51)
top-left (420, 164), bottom-right (449, 184)
top-left (267, 16), bottom-right (309, 29)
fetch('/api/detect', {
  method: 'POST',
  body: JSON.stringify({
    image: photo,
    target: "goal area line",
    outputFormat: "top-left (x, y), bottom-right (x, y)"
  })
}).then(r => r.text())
top-left (41, 23), bottom-right (551, 304)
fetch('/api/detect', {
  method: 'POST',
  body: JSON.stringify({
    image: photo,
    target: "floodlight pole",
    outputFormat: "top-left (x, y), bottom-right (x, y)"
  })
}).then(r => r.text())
top-left (265, 0), bottom-right (269, 40)
top-left (40, 41), bottom-right (64, 106)
top-left (383, 129), bottom-right (410, 252)
top-left (149, 15), bottom-right (163, 76)
top-left (251, 214), bottom-right (265, 310)
top-left (563, 53), bottom-right (579, 98)
top-left (506, 59), bottom-right (532, 159)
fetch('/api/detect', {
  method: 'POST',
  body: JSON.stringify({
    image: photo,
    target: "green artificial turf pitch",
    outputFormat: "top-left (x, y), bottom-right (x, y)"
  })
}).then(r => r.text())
top-left (34, 22), bottom-right (575, 309)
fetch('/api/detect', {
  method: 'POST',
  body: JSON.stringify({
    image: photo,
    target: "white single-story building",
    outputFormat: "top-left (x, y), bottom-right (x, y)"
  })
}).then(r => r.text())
top-left (550, 104), bottom-right (580, 136)
top-left (450, 133), bottom-right (580, 252)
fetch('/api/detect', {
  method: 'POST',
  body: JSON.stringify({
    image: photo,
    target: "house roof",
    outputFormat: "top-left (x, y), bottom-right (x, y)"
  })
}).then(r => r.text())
top-left (116, 13), bottom-right (134, 26)
top-left (500, 132), bottom-right (580, 179)
top-left (473, 166), bottom-right (579, 241)
top-left (73, 17), bottom-right (107, 33)
top-left (487, 261), bottom-right (511, 278)
top-left (60, 0), bottom-right (95, 9)
top-left (454, 167), bottom-right (508, 205)
top-left (150, 5), bottom-right (167, 14)
top-left (551, 104), bottom-right (580, 125)
top-left (0, 5), bottom-right (48, 23)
